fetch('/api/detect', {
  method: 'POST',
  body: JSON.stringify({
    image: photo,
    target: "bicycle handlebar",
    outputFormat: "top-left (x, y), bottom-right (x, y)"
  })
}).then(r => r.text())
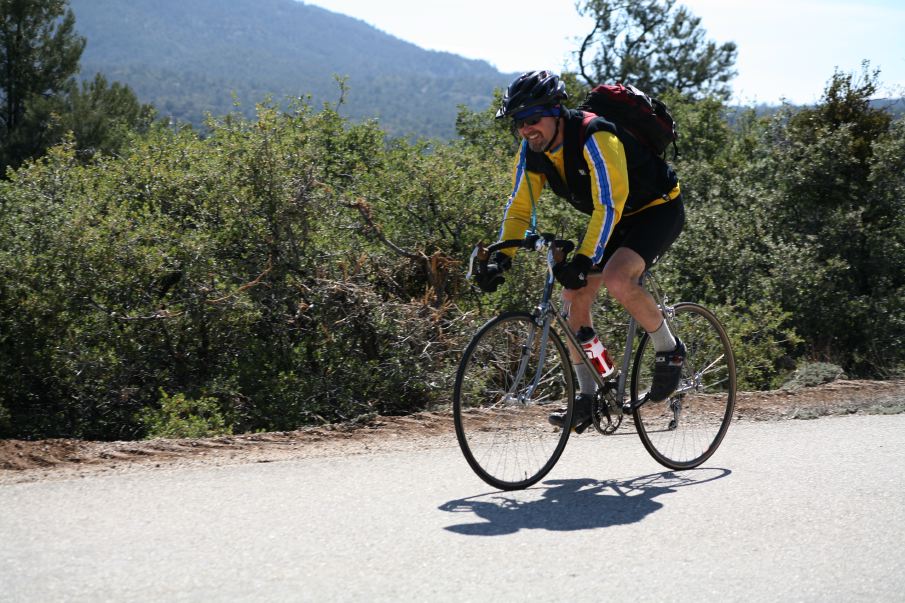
top-left (466, 232), bottom-right (575, 282)
top-left (486, 239), bottom-right (528, 253)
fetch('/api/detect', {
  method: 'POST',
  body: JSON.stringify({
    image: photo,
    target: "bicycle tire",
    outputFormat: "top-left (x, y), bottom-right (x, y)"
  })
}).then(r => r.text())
top-left (453, 311), bottom-right (574, 490)
top-left (630, 303), bottom-right (736, 470)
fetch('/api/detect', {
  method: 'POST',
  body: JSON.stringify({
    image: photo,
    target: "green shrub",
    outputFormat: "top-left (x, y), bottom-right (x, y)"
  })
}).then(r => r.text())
top-left (138, 390), bottom-right (232, 439)
top-left (0, 101), bottom-right (488, 439)
top-left (782, 362), bottom-right (847, 390)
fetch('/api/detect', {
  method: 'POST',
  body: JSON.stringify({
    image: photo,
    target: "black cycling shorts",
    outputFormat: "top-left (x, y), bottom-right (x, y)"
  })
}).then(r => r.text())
top-left (593, 196), bottom-right (685, 270)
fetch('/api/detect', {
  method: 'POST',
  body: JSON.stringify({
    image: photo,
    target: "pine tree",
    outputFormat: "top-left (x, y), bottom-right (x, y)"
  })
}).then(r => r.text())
top-left (0, 0), bottom-right (85, 171)
top-left (56, 73), bottom-right (156, 160)
top-left (576, 0), bottom-right (737, 99)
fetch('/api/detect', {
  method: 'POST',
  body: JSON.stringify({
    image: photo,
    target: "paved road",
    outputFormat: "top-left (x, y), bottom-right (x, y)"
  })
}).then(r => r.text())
top-left (1, 414), bottom-right (904, 602)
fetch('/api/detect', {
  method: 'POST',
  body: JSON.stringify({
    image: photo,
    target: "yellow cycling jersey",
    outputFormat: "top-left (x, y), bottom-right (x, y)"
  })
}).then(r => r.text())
top-left (498, 129), bottom-right (680, 264)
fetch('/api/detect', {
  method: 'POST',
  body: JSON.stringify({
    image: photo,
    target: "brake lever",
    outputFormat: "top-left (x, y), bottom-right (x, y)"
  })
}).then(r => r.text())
top-left (465, 243), bottom-right (490, 281)
top-left (551, 239), bottom-right (575, 265)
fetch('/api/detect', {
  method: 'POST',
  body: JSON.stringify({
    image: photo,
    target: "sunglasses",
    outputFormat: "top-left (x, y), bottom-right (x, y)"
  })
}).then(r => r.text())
top-left (513, 114), bottom-right (544, 130)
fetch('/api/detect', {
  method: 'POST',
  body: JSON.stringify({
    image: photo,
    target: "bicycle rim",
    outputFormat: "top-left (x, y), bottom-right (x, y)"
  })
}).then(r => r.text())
top-left (453, 312), bottom-right (574, 490)
top-left (631, 303), bottom-right (736, 470)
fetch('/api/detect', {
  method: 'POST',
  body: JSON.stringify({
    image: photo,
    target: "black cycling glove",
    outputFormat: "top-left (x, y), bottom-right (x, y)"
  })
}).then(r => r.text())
top-left (476, 252), bottom-right (512, 293)
top-left (553, 254), bottom-right (592, 290)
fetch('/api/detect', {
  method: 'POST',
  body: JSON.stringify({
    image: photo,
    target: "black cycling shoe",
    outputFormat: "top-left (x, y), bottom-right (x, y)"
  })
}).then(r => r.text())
top-left (648, 340), bottom-right (687, 402)
top-left (548, 393), bottom-right (593, 433)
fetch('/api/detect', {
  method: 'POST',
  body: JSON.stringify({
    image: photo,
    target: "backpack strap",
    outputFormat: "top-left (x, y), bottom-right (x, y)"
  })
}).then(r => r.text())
top-left (525, 110), bottom-right (590, 205)
top-left (578, 111), bottom-right (597, 148)
top-left (524, 149), bottom-right (566, 197)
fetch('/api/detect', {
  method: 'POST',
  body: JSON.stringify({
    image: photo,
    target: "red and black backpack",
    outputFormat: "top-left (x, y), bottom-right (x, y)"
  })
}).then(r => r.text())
top-left (578, 83), bottom-right (679, 158)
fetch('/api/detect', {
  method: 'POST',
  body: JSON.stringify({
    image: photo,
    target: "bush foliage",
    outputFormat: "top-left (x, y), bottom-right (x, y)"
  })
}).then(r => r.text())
top-left (1, 68), bottom-right (903, 440)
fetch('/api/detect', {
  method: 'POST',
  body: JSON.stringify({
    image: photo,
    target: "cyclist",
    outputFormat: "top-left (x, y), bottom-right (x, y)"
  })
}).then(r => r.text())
top-left (475, 70), bottom-right (686, 431)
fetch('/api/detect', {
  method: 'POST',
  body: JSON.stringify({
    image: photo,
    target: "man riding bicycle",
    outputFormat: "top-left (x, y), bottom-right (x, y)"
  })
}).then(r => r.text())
top-left (475, 70), bottom-right (686, 431)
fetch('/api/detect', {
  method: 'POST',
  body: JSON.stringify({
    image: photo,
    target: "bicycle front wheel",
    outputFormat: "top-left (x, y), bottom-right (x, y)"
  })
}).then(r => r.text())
top-left (453, 311), bottom-right (574, 490)
top-left (631, 303), bottom-right (736, 470)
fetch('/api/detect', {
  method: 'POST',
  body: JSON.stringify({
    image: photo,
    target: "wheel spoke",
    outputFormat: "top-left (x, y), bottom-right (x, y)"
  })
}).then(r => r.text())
top-left (697, 354), bottom-right (726, 377)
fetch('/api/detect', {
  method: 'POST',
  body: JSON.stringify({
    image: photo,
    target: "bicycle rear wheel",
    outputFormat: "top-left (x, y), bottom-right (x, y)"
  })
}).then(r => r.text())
top-left (453, 311), bottom-right (574, 490)
top-left (631, 303), bottom-right (736, 470)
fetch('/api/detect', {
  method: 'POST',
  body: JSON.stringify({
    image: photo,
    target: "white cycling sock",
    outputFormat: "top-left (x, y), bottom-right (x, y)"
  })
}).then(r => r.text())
top-left (574, 362), bottom-right (597, 395)
top-left (650, 320), bottom-right (678, 352)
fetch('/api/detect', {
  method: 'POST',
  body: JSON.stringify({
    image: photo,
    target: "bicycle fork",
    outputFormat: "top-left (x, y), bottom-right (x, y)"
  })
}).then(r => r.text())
top-left (505, 253), bottom-right (563, 405)
top-left (503, 311), bottom-right (554, 405)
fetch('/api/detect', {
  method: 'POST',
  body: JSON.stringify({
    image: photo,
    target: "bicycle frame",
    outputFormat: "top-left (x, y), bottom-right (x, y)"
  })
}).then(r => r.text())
top-left (476, 235), bottom-right (678, 416)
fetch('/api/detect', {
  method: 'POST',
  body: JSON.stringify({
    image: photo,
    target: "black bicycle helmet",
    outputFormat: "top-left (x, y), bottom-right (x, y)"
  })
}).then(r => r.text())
top-left (496, 70), bottom-right (568, 119)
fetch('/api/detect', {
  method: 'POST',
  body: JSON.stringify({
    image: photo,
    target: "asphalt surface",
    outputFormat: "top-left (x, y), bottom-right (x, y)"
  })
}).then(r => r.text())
top-left (1, 413), bottom-right (904, 601)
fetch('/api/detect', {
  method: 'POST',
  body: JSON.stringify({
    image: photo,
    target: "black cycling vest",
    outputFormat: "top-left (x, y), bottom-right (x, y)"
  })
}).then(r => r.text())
top-left (523, 109), bottom-right (678, 216)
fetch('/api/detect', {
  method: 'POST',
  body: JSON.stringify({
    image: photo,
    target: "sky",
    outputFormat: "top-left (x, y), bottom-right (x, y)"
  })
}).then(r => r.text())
top-left (299, 0), bottom-right (905, 105)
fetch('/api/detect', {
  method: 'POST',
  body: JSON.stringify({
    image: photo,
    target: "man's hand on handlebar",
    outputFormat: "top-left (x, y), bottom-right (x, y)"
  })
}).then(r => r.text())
top-left (553, 253), bottom-right (592, 290)
top-left (476, 252), bottom-right (512, 293)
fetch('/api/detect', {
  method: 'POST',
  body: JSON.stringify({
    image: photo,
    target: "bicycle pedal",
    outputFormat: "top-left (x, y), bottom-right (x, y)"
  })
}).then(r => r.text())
top-left (622, 401), bottom-right (640, 413)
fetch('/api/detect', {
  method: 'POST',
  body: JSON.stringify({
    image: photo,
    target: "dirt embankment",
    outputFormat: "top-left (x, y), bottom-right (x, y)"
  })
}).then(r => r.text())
top-left (2, 379), bottom-right (903, 484)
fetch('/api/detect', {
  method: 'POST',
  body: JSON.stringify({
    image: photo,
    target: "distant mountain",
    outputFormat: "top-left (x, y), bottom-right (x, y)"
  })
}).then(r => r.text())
top-left (722, 96), bottom-right (904, 129)
top-left (69, 0), bottom-right (513, 138)
top-left (870, 97), bottom-right (905, 119)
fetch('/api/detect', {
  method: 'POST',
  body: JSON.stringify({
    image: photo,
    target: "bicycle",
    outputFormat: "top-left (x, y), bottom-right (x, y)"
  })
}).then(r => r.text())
top-left (454, 231), bottom-right (736, 491)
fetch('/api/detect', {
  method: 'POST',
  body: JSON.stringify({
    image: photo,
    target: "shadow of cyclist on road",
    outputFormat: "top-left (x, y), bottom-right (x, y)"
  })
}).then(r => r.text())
top-left (439, 468), bottom-right (730, 536)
